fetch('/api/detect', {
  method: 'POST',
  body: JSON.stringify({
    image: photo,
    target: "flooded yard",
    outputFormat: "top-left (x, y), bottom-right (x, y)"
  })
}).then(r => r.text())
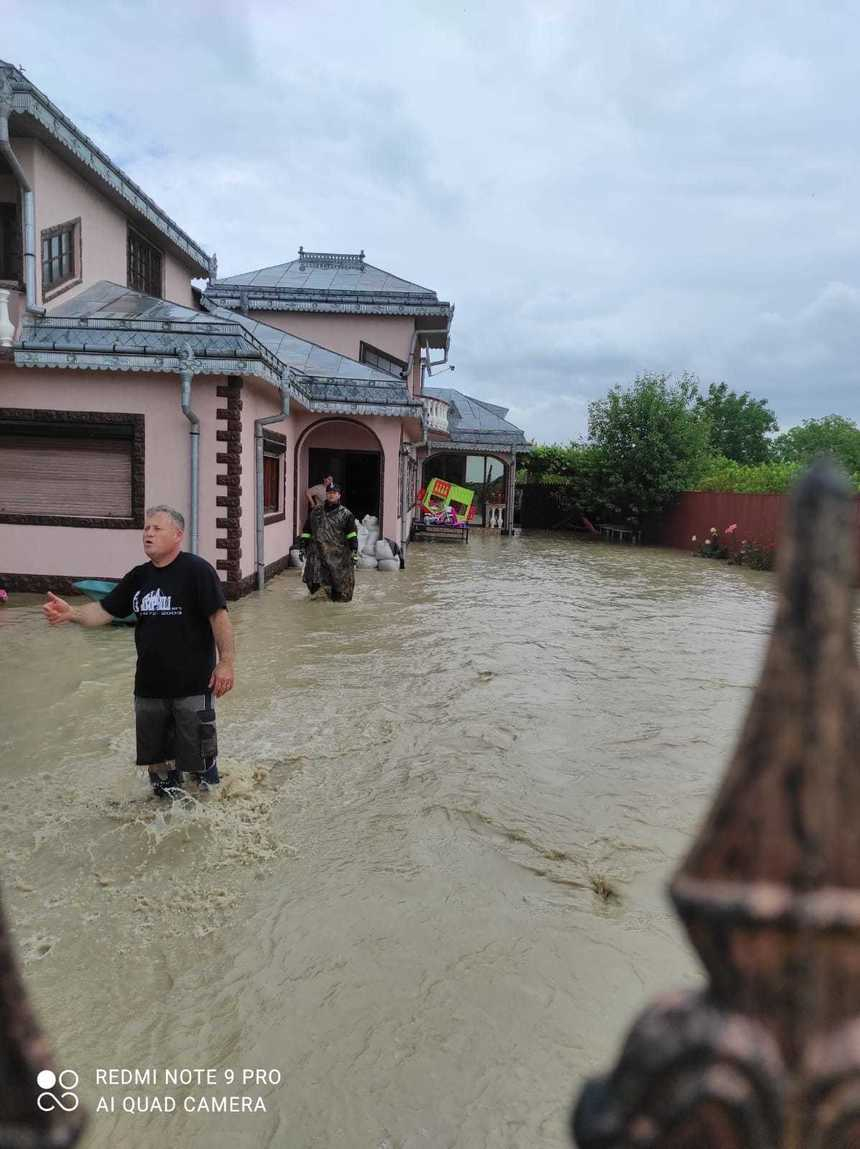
top-left (0, 532), bottom-right (777, 1148)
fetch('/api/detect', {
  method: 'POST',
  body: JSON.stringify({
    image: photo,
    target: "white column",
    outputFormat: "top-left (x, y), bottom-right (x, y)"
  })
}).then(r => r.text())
top-left (0, 288), bottom-right (15, 347)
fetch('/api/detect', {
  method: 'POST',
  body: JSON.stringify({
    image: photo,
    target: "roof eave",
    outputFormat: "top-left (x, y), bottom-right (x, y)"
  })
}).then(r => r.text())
top-left (435, 437), bottom-right (531, 454)
top-left (305, 400), bottom-right (422, 418)
top-left (202, 291), bottom-right (453, 321)
top-left (13, 347), bottom-right (280, 385)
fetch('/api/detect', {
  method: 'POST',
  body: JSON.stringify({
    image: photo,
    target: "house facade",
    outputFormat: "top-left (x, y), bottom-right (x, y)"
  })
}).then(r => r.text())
top-left (201, 250), bottom-right (457, 551)
top-left (0, 61), bottom-right (528, 598)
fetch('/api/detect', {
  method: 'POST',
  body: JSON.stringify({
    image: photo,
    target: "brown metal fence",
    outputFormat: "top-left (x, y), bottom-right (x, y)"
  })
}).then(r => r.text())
top-left (658, 491), bottom-right (788, 551)
top-left (658, 490), bottom-right (860, 572)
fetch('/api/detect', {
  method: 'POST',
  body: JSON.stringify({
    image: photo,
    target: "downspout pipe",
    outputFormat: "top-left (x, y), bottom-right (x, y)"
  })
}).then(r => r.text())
top-left (400, 343), bottom-right (430, 547)
top-left (179, 349), bottom-right (200, 555)
top-left (255, 382), bottom-right (290, 591)
top-left (0, 75), bottom-right (40, 314)
top-left (401, 329), bottom-right (419, 391)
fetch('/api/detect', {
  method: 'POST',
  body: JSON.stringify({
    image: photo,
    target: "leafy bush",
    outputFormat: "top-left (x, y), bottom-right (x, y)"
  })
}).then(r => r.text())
top-left (519, 443), bottom-right (612, 521)
top-left (692, 525), bottom-right (733, 560)
top-left (690, 523), bottom-right (775, 571)
top-left (518, 444), bottom-right (581, 482)
top-left (693, 456), bottom-right (804, 493)
top-left (730, 540), bottom-right (776, 570)
top-left (693, 455), bottom-right (860, 494)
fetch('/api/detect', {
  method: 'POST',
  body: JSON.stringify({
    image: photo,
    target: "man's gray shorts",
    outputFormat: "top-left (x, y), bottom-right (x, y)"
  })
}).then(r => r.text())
top-left (134, 694), bottom-right (217, 777)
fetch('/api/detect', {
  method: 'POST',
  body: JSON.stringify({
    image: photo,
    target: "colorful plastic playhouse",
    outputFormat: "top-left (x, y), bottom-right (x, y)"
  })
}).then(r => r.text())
top-left (420, 478), bottom-right (475, 526)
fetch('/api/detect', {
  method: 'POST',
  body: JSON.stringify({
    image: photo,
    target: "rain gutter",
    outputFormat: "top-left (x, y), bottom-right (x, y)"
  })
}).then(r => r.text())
top-left (179, 347), bottom-right (200, 554)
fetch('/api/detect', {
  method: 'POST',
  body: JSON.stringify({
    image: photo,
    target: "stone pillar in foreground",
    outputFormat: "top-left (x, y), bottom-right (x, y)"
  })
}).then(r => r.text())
top-left (573, 459), bottom-right (860, 1149)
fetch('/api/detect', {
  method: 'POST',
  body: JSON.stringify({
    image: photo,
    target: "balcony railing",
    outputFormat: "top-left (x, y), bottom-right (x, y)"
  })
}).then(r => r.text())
top-left (422, 395), bottom-right (449, 432)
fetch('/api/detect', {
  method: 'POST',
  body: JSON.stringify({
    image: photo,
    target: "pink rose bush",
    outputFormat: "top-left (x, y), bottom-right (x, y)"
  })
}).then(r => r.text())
top-left (693, 523), bottom-right (774, 570)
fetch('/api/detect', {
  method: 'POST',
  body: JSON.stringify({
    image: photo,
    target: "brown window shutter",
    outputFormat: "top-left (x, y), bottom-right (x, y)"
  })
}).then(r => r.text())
top-left (0, 436), bottom-right (133, 517)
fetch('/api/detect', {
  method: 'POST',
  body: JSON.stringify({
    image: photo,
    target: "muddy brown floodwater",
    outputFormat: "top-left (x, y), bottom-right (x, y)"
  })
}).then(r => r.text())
top-left (0, 533), bottom-right (778, 1148)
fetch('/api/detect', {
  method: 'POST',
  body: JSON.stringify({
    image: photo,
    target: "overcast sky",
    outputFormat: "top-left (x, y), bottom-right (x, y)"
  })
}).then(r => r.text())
top-left (6, 1), bottom-right (859, 442)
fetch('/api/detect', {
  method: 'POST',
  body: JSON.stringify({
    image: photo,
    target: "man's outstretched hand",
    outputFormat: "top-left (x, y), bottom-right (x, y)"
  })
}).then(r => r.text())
top-left (43, 591), bottom-right (75, 625)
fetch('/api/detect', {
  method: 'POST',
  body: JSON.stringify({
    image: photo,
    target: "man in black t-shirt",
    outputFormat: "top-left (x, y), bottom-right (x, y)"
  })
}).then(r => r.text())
top-left (42, 505), bottom-right (236, 798)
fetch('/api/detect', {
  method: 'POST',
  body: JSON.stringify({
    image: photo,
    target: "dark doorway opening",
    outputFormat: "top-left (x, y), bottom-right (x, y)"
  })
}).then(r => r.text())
top-left (308, 448), bottom-right (381, 524)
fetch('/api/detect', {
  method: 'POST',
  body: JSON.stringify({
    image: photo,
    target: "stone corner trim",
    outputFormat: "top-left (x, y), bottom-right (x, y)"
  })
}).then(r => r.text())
top-left (214, 377), bottom-right (243, 588)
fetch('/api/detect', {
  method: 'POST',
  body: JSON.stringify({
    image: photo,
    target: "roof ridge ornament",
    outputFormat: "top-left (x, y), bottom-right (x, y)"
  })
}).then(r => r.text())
top-left (573, 457), bottom-right (860, 1148)
top-left (297, 247), bottom-right (365, 272)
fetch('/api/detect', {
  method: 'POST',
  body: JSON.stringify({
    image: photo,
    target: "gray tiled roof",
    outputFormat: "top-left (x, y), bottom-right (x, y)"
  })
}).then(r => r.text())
top-left (200, 300), bottom-right (421, 410)
top-left (48, 282), bottom-right (220, 325)
top-left (14, 282), bottom-right (421, 416)
top-left (213, 256), bottom-right (434, 296)
top-left (15, 282), bottom-right (281, 383)
top-left (205, 250), bottom-right (453, 320)
top-left (0, 62), bottom-right (212, 277)
top-left (21, 282), bottom-right (267, 359)
top-left (201, 300), bottom-right (401, 380)
top-left (423, 386), bottom-right (529, 449)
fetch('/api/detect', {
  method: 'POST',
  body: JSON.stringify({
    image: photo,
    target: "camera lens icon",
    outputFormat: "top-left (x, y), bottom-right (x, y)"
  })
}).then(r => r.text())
top-left (36, 1068), bottom-right (80, 1112)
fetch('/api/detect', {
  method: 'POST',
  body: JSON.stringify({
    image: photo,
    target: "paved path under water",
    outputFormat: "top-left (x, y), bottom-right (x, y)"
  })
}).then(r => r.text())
top-left (0, 533), bottom-right (777, 1148)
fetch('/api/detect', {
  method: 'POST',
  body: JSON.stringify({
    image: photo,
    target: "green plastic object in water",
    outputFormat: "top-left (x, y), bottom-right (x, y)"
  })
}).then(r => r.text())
top-left (73, 579), bottom-right (135, 625)
top-left (421, 478), bottom-right (475, 521)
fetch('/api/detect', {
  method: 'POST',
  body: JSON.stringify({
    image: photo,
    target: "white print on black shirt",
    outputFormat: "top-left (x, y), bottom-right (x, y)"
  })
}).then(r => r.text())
top-left (133, 588), bottom-right (183, 617)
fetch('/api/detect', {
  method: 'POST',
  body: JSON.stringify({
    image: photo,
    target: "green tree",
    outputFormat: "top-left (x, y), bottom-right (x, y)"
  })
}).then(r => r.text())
top-left (519, 443), bottom-right (582, 482)
top-left (694, 381), bottom-right (778, 463)
top-left (772, 414), bottom-right (860, 472)
top-left (587, 371), bottom-right (709, 523)
top-left (519, 442), bottom-right (611, 521)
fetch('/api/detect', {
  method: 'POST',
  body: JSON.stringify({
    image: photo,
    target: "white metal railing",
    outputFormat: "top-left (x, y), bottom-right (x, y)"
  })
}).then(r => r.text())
top-left (422, 396), bottom-right (449, 432)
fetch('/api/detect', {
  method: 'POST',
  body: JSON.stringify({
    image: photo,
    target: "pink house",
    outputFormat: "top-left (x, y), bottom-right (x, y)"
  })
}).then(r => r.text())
top-left (0, 61), bottom-right (528, 598)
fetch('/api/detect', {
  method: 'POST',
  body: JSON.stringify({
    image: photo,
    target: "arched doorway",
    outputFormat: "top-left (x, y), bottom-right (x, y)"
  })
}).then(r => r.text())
top-left (297, 418), bottom-right (384, 529)
top-left (422, 452), bottom-right (506, 526)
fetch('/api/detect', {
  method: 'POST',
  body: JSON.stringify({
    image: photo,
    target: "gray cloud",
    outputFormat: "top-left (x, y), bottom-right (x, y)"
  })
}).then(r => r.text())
top-left (6, 0), bottom-right (860, 442)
